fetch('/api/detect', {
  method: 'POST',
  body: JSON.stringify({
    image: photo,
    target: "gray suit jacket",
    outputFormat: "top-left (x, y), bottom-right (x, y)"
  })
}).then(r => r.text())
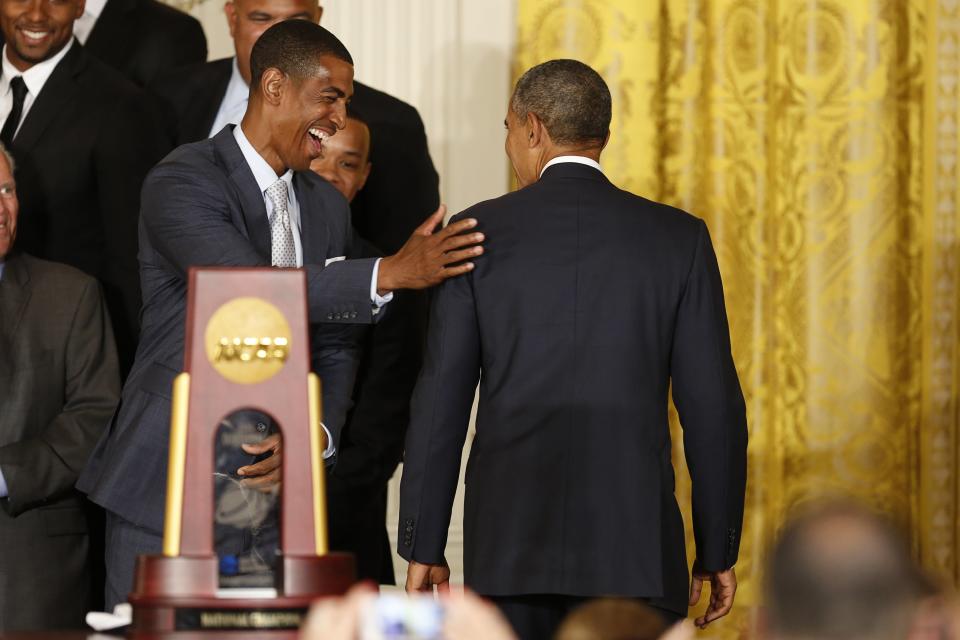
top-left (0, 253), bottom-right (120, 630)
top-left (78, 126), bottom-right (378, 533)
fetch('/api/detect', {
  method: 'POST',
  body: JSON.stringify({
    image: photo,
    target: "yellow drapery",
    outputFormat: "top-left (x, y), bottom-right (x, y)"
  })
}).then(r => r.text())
top-left (515, 0), bottom-right (960, 636)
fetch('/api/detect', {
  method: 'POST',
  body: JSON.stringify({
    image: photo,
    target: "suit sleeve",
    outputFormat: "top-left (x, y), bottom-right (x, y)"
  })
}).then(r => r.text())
top-left (140, 162), bottom-right (378, 325)
top-left (397, 248), bottom-right (480, 564)
top-left (670, 220), bottom-right (748, 572)
top-left (0, 279), bottom-right (120, 515)
top-left (94, 89), bottom-right (170, 372)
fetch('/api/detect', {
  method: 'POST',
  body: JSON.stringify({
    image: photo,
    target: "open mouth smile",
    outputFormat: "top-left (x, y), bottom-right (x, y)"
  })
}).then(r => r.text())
top-left (307, 127), bottom-right (331, 156)
top-left (18, 27), bottom-right (52, 45)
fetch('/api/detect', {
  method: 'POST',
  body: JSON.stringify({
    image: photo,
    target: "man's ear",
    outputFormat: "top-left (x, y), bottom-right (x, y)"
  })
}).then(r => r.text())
top-left (527, 112), bottom-right (545, 148)
top-left (74, 0), bottom-right (87, 19)
top-left (261, 68), bottom-right (286, 106)
top-left (601, 130), bottom-right (611, 151)
top-left (224, 1), bottom-right (238, 37)
top-left (317, 5), bottom-right (324, 22)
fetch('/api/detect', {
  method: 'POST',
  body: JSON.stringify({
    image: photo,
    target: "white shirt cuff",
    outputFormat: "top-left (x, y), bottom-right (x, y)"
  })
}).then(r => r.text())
top-left (320, 422), bottom-right (336, 459)
top-left (370, 258), bottom-right (393, 314)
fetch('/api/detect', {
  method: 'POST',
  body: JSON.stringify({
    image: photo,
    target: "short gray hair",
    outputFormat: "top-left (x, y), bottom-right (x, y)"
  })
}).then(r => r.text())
top-left (511, 59), bottom-right (611, 146)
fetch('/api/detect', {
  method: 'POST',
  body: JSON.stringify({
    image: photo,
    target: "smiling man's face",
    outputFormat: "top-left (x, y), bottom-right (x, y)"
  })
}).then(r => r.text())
top-left (270, 53), bottom-right (353, 172)
top-left (1, 0), bottom-right (84, 72)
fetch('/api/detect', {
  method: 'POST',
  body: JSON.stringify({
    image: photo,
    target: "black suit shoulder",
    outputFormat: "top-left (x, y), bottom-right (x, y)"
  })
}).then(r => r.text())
top-left (352, 81), bottom-right (423, 127)
top-left (150, 58), bottom-right (233, 145)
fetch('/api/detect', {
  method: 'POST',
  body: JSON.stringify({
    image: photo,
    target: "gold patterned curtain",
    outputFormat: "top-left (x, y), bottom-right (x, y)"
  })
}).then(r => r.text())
top-left (515, 1), bottom-right (960, 636)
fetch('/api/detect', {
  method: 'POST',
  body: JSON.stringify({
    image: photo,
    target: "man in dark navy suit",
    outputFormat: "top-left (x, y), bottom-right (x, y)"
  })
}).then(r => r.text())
top-left (399, 60), bottom-right (749, 640)
top-left (151, 0), bottom-right (439, 584)
top-left (78, 20), bottom-right (480, 609)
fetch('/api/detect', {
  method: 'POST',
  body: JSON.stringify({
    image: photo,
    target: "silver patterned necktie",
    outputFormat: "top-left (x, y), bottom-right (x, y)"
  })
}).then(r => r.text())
top-left (265, 179), bottom-right (296, 267)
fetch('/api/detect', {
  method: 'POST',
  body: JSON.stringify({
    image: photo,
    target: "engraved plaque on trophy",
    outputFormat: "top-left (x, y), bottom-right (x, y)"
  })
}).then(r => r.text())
top-left (128, 268), bottom-right (355, 635)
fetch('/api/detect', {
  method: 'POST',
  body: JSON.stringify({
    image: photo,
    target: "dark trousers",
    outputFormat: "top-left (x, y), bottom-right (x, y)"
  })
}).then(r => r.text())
top-left (104, 510), bottom-right (163, 611)
top-left (488, 594), bottom-right (684, 640)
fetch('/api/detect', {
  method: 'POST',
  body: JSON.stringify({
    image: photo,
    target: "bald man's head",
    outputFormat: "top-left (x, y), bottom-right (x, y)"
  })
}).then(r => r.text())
top-left (765, 501), bottom-right (924, 640)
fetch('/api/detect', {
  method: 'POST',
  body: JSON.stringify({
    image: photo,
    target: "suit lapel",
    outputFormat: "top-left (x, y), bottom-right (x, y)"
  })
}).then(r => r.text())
top-left (0, 254), bottom-right (32, 378)
top-left (85, 0), bottom-right (136, 69)
top-left (212, 127), bottom-right (271, 260)
top-left (13, 43), bottom-right (83, 151)
top-left (294, 173), bottom-right (328, 265)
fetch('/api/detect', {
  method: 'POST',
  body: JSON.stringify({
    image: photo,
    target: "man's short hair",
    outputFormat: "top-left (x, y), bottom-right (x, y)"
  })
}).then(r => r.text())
top-left (765, 500), bottom-right (925, 640)
top-left (249, 20), bottom-right (353, 87)
top-left (511, 59), bottom-right (611, 147)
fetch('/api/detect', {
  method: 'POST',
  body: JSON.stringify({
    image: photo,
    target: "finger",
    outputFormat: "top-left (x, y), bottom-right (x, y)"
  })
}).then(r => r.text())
top-left (237, 452), bottom-right (282, 477)
top-left (688, 576), bottom-right (703, 606)
top-left (437, 216), bottom-right (477, 238)
top-left (415, 205), bottom-right (447, 236)
top-left (240, 470), bottom-right (280, 491)
top-left (241, 434), bottom-right (281, 455)
top-left (436, 578), bottom-right (451, 594)
top-left (441, 246), bottom-right (484, 265)
top-left (436, 263), bottom-right (475, 281)
top-left (436, 231), bottom-right (485, 252)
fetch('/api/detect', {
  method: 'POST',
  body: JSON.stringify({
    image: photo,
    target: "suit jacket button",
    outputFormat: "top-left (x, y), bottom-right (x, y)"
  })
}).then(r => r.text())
top-left (326, 313), bottom-right (333, 320)
top-left (256, 422), bottom-right (268, 433)
top-left (334, 313), bottom-right (342, 320)
top-left (350, 311), bottom-right (357, 319)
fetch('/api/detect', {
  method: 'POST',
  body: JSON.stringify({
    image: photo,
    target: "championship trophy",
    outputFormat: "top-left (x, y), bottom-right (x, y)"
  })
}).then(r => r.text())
top-left (129, 268), bottom-right (355, 634)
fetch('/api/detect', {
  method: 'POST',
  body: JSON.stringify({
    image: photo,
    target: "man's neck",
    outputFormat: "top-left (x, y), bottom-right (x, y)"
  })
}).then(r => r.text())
top-left (239, 109), bottom-right (286, 177)
top-left (536, 147), bottom-right (603, 177)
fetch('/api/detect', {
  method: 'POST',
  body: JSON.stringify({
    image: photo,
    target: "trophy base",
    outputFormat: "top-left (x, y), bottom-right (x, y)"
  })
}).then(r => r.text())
top-left (129, 553), bottom-right (355, 635)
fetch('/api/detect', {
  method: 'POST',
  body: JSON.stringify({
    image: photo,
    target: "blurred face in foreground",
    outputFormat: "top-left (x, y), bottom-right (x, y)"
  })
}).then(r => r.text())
top-left (309, 116), bottom-right (371, 202)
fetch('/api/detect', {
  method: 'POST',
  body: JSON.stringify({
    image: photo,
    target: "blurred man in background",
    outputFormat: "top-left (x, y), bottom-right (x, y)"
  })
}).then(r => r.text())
top-left (0, 0), bottom-right (170, 374)
top-left (763, 501), bottom-right (927, 640)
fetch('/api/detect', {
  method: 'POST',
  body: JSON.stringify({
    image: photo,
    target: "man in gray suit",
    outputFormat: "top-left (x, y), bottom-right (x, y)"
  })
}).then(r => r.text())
top-left (77, 20), bottom-right (483, 609)
top-left (0, 144), bottom-right (121, 630)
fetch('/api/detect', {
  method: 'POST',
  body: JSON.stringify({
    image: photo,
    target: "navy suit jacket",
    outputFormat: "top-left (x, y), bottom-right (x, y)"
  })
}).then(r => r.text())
top-left (398, 162), bottom-right (748, 615)
top-left (78, 126), bottom-right (378, 533)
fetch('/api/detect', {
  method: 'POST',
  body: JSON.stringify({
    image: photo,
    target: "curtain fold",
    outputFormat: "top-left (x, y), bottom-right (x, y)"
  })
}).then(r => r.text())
top-left (515, 1), bottom-right (959, 635)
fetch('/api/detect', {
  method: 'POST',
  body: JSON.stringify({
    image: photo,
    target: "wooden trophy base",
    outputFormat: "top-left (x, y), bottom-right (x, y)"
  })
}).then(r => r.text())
top-left (128, 553), bottom-right (355, 636)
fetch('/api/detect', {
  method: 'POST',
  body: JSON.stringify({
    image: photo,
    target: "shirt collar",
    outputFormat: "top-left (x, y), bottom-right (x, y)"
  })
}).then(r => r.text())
top-left (85, 0), bottom-right (108, 20)
top-left (232, 123), bottom-right (294, 197)
top-left (1, 38), bottom-right (75, 98)
top-left (540, 155), bottom-right (603, 178)
top-left (223, 57), bottom-right (250, 114)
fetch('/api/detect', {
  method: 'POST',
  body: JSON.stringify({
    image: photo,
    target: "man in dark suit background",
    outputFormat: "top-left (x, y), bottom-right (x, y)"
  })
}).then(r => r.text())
top-left (0, 0), bottom-right (207, 88)
top-left (73, 0), bottom-right (206, 87)
top-left (0, 0), bottom-right (170, 374)
top-left (77, 20), bottom-right (481, 609)
top-left (398, 60), bottom-right (748, 640)
top-left (151, 0), bottom-right (439, 585)
top-left (0, 144), bottom-right (120, 631)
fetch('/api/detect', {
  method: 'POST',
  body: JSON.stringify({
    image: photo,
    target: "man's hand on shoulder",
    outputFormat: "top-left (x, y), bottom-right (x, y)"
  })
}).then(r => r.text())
top-left (689, 563), bottom-right (737, 628)
top-left (377, 205), bottom-right (484, 293)
top-left (405, 559), bottom-right (451, 594)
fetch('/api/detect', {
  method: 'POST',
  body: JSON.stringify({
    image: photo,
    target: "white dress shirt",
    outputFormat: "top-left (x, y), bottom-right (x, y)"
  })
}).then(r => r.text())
top-left (0, 40), bottom-right (75, 138)
top-left (540, 155), bottom-right (603, 178)
top-left (72, 0), bottom-right (109, 44)
top-left (210, 59), bottom-right (250, 138)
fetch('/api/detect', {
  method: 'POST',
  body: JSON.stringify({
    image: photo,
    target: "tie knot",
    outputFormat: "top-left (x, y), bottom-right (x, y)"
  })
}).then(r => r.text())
top-left (8, 76), bottom-right (26, 101)
top-left (265, 179), bottom-right (288, 214)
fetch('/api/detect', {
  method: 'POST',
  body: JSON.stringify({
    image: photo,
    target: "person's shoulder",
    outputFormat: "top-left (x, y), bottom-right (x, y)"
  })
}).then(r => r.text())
top-left (297, 170), bottom-right (349, 213)
top-left (151, 57), bottom-right (231, 97)
top-left (133, 0), bottom-right (204, 32)
top-left (74, 46), bottom-right (147, 100)
top-left (614, 189), bottom-right (705, 236)
top-left (18, 253), bottom-right (99, 291)
top-left (449, 188), bottom-right (527, 225)
top-left (147, 136), bottom-right (220, 184)
top-left (352, 81), bottom-right (423, 126)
